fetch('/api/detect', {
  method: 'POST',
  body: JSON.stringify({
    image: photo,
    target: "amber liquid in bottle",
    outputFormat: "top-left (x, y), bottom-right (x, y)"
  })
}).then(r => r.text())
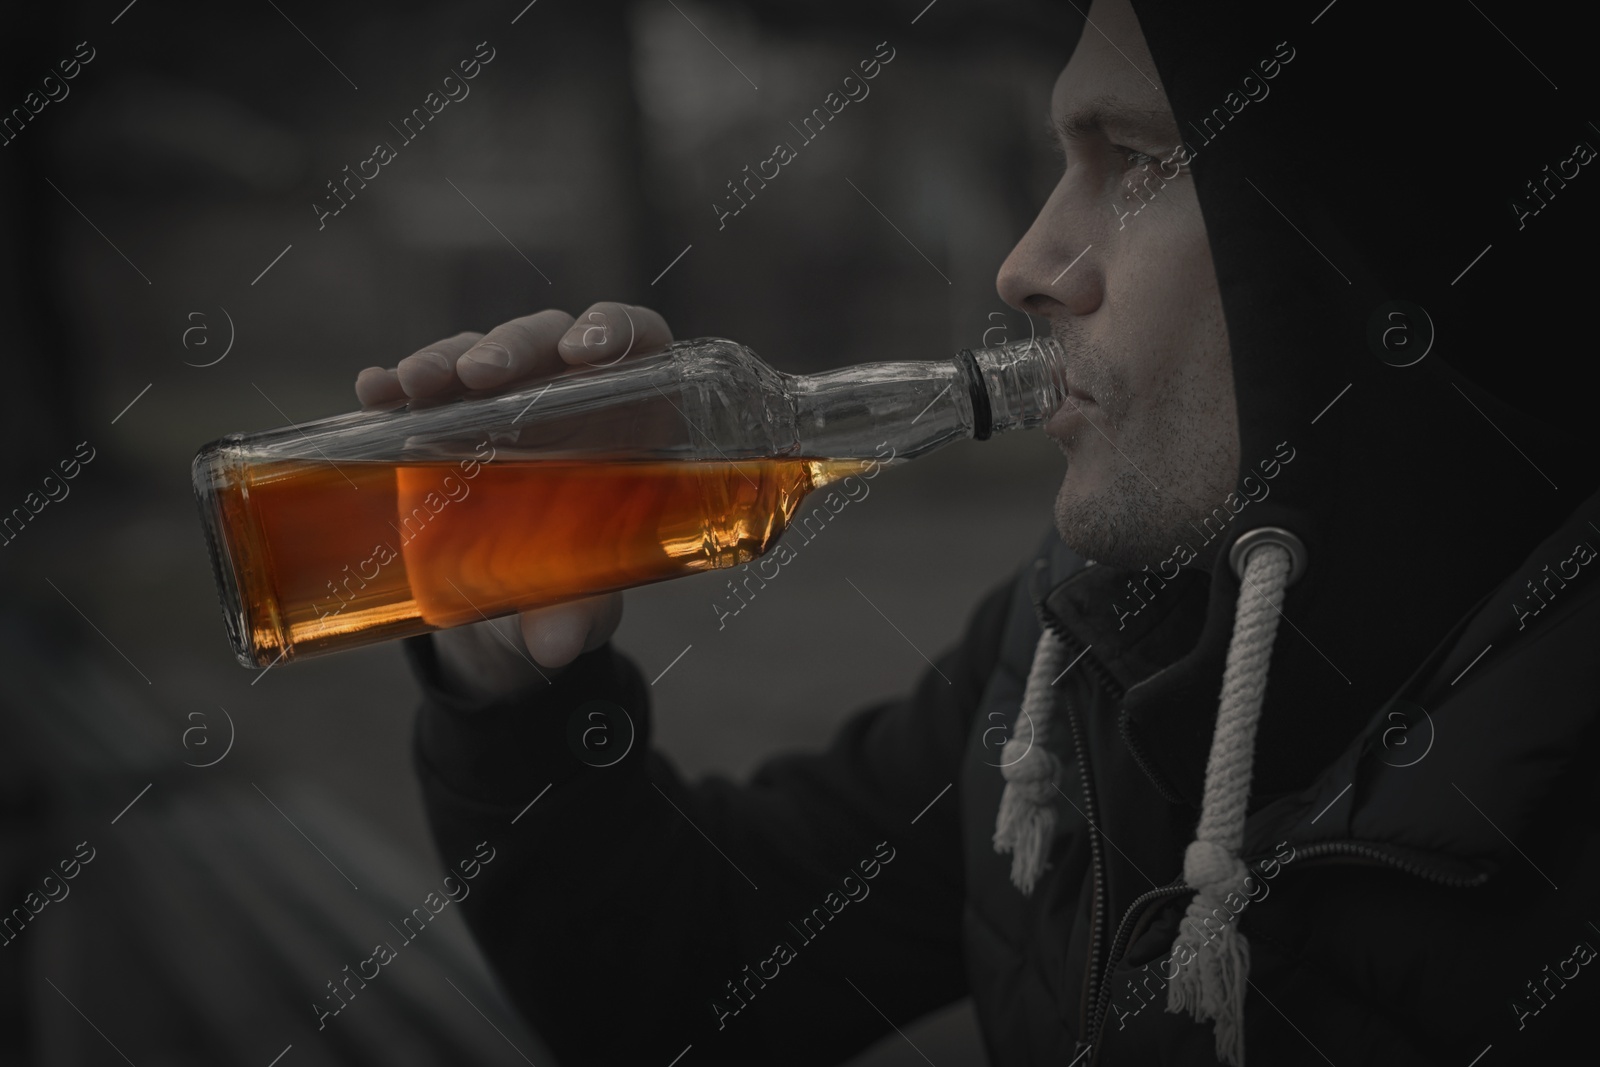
top-left (206, 455), bottom-right (873, 666)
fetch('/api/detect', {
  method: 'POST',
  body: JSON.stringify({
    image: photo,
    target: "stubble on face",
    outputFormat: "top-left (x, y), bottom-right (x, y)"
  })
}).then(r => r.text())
top-left (1049, 295), bottom-right (1237, 571)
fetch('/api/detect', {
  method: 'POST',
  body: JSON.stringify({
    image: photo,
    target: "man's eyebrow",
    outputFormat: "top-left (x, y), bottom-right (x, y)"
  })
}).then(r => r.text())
top-left (1051, 95), bottom-right (1180, 145)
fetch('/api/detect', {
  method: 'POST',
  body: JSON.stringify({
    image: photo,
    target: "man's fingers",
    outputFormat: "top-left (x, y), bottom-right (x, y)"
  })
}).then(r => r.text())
top-left (378, 304), bottom-right (665, 405)
top-left (457, 310), bottom-right (576, 390)
top-left (518, 593), bottom-right (624, 669)
top-left (395, 331), bottom-right (485, 399)
top-left (557, 303), bottom-right (673, 369)
top-left (355, 366), bottom-right (406, 408)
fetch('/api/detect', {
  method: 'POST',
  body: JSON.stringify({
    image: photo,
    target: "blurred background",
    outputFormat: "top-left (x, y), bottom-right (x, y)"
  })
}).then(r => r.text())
top-left (1, 0), bottom-right (1076, 1062)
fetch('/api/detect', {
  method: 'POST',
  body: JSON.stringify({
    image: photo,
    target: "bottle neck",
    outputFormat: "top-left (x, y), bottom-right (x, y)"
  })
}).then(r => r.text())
top-left (788, 336), bottom-right (1066, 460)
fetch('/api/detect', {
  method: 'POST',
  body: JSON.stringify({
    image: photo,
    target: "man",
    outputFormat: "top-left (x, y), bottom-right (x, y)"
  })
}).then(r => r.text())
top-left (355, 0), bottom-right (1600, 1061)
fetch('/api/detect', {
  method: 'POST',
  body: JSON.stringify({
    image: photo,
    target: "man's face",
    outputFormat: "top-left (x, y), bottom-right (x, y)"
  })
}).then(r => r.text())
top-left (997, 0), bottom-right (1238, 570)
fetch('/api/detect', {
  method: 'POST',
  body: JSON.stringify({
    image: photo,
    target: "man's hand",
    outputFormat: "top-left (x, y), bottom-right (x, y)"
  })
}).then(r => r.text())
top-left (354, 303), bottom-right (673, 698)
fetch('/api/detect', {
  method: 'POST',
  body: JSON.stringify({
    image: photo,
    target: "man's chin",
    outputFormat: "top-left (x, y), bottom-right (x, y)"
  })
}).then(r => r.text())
top-left (1051, 475), bottom-right (1174, 571)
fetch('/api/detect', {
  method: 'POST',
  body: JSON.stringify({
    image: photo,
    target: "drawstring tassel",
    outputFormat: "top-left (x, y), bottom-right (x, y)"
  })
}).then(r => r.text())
top-left (992, 628), bottom-right (1067, 895)
top-left (1166, 541), bottom-right (1293, 1067)
top-left (1167, 841), bottom-right (1253, 1059)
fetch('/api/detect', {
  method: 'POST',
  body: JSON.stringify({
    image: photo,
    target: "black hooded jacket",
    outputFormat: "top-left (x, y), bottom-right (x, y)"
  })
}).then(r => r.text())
top-left (409, 2), bottom-right (1600, 1062)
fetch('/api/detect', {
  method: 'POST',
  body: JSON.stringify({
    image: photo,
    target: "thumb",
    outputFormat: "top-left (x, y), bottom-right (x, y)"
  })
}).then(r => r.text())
top-left (519, 593), bottom-right (624, 669)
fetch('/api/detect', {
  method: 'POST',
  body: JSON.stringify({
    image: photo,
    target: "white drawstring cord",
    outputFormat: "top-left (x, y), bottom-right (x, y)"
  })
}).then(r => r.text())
top-left (1165, 541), bottom-right (1293, 1066)
top-left (992, 628), bottom-right (1067, 894)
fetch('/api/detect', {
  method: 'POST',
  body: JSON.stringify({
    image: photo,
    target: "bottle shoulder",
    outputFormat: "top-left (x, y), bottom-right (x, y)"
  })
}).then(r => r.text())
top-left (665, 338), bottom-right (787, 389)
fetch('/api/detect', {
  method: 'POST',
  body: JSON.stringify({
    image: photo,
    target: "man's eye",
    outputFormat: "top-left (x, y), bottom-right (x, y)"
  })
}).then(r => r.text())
top-left (1112, 145), bottom-right (1156, 168)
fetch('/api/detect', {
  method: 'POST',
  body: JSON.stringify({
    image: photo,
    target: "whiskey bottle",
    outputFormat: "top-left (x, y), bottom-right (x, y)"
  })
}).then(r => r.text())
top-left (192, 336), bottom-right (1066, 667)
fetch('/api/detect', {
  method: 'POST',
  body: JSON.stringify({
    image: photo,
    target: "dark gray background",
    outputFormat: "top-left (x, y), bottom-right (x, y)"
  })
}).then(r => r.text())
top-left (1, 1), bottom-right (1076, 1062)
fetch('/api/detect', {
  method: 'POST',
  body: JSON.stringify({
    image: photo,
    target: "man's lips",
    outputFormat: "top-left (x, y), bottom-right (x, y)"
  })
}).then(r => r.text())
top-left (1045, 385), bottom-right (1096, 441)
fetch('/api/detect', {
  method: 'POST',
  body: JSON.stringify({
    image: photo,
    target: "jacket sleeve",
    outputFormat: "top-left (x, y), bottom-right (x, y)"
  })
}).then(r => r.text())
top-left (408, 571), bottom-right (1020, 1066)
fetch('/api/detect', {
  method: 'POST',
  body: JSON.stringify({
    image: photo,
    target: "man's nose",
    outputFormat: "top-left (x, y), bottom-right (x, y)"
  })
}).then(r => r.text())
top-left (996, 182), bottom-right (1101, 319)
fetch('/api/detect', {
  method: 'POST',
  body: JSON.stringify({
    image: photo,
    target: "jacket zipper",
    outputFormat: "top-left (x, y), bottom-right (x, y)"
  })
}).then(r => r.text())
top-left (1081, 839), bottom-right (1488, 1059)
top-left (1115, 708), bottom-right (1189, 807)
top-left (1085, 878), bottom-right (1191, 1058)
top-left (1059, 687), bottom-right (1106, 1048)
top-left (1286, 840), bottom-right (1489, 887)
top-left (1034, 601), bottom-right (1119, 1054)
top-left (1035, 596), bottom-right (1125, 705)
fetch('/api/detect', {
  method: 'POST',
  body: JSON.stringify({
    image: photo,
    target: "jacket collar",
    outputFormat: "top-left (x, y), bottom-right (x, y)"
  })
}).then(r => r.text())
top-left (1032, 552), bottom-right (1209, 701)
top-left (1033, 468), bottom-right (1600, 818)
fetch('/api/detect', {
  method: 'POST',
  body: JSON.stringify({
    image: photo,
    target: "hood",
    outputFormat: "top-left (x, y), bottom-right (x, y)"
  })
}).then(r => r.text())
top-left (1110, 2), bottom-right (1600, 808)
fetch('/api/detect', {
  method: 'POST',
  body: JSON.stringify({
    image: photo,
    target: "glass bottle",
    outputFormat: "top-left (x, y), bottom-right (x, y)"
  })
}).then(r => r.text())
top-left (193, 336), bottom-right (1066, 668)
